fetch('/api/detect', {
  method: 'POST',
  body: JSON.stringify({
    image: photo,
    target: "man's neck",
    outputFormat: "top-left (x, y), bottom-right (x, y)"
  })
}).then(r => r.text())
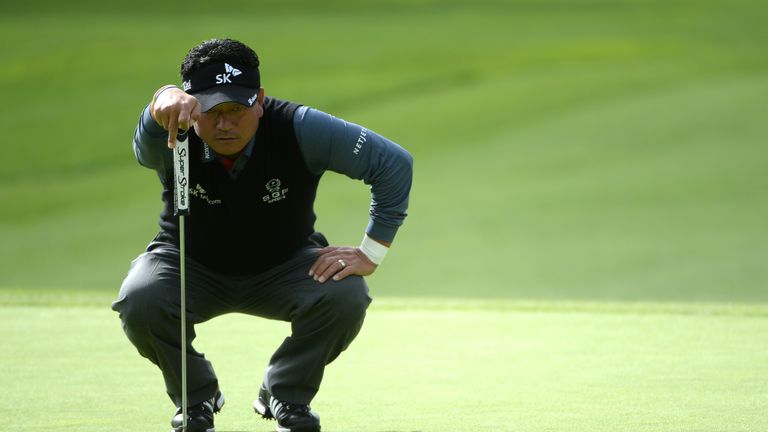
top-left (218, 151), bottom-right (243, 161)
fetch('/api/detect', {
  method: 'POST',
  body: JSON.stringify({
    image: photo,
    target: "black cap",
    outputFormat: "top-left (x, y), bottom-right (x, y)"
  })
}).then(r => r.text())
top-left (181, 62), bottom-right (261, 112)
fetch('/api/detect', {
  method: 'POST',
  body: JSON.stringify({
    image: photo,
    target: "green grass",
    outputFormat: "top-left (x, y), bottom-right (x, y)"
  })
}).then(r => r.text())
top-left (1, 1), bottom-right (767, 430)
top-left (1, 298), bottom-right (767, 431)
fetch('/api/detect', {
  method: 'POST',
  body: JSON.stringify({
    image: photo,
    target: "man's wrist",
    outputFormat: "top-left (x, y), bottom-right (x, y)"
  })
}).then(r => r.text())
top-left (141, 105), bottom-right (168, 136)
top-left (359, 234), bottom-right (389, 265)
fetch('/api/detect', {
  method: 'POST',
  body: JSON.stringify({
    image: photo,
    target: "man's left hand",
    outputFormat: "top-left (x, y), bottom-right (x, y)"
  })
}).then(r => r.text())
top-left (309, 246), bottom-right (378, 283)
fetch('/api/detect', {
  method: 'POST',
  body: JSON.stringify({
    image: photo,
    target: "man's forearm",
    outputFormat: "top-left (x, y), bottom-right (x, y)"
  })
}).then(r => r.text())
top-left (133, 104), bottom-right (172, 172)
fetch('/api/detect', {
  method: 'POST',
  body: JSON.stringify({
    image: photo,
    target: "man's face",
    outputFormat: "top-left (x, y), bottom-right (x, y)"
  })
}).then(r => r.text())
top-left (194, 90), bottom-right (264, 157)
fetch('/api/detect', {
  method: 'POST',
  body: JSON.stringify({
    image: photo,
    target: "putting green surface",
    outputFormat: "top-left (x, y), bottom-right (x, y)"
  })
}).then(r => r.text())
top-left (1, 297), bottom-right (766, 431)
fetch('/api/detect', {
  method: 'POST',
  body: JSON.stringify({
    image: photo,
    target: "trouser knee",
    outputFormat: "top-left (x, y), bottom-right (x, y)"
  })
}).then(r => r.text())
top-left (324, 276), bottom-right (371, 324)
top-left (112, 262), bottom-right (178, 348)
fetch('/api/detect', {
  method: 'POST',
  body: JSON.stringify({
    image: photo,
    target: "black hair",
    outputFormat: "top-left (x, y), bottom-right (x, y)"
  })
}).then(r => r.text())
top-left (180, 38), bottom-right (260, 77)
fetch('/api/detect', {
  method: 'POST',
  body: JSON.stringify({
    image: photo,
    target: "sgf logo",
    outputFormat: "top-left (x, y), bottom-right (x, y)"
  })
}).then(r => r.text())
top-left (263, 178), bottom-right (289, 204)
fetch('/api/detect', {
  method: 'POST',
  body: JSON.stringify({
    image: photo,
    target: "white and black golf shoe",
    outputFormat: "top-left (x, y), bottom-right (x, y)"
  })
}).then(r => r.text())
top-left (253, 385), bottom-right (320, 432)
top-left (171, 390), bottom-right (225, 432)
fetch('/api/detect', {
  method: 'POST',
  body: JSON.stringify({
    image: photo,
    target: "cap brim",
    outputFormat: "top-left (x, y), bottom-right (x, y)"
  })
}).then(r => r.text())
top-left (191, 85), bottom-right (260, 112)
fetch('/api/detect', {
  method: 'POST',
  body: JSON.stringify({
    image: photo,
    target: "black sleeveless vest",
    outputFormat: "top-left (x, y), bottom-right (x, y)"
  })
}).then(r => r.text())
top-left (155, 98), bottom-right (321, 275)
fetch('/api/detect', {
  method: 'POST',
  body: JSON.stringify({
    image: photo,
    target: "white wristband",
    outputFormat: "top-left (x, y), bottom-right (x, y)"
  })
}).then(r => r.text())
top-left (359, 234), bottom-right (389, 265)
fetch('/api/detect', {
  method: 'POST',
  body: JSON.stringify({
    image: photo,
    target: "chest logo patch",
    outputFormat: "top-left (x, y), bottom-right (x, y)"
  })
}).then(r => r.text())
top-left (263, 178), bottom-right (289, 204)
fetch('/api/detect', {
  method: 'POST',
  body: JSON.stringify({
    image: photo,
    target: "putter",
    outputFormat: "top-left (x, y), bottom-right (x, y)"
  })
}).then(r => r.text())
top-left (173, 129), bottom-right (190, 432)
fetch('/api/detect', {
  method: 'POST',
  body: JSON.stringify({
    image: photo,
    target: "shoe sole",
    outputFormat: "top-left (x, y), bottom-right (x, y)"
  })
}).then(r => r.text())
top-left (275, 426), bottom-right (319, 432)
top-left (171, 392), bottom-right (225, 432)
top-left (253, 398), bottom-right (274, 420)
top-left (253, 396), bottom-right (319, 432)
top-left (171, 428), bottom-right (215, 432)
top-left (275, 425), bottom-right (320, 432)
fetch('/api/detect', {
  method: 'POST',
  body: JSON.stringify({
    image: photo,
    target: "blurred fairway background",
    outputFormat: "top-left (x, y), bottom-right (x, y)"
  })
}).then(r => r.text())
top-left (1, 0), bottom-right (766, 431)
top-left (1, 0), bottom-right (767, 301)
top-left (1, 0), bottom-right (767, 302)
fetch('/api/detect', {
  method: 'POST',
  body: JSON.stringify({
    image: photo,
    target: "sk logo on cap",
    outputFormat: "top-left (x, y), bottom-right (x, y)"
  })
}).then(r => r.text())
top-left (216, 63), bottom-right (242, 85)
top-left (225, 63), bottom-right (242, 76)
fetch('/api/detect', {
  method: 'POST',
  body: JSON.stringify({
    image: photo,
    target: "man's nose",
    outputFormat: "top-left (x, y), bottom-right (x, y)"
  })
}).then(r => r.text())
top-left (216, 113), bottom-right (234, 130)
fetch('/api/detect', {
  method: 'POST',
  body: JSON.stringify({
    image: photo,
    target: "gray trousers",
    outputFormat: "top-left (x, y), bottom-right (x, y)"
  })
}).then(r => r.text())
top-left (111, 236), bottom-right (371, 408)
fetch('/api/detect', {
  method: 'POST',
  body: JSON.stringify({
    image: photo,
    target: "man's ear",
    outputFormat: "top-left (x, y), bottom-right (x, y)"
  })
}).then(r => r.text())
top-left (255, 88), bottom-right (266, 118)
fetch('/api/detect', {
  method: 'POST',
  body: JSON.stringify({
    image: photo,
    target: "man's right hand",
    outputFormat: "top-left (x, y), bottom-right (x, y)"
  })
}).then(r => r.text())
top-left (149, 86), bottom-right (201, 148)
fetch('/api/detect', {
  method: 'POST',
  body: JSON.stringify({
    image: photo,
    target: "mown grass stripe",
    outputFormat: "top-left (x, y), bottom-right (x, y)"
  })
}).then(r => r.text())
top-left (2, 288), bottom-right (766, 317)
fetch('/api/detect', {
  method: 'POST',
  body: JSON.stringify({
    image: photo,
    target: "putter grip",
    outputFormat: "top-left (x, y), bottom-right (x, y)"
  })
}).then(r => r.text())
top-left (173, 130), bottom-right (190, 216)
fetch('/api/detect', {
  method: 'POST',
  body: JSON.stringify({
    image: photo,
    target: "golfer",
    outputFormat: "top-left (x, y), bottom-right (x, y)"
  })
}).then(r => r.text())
top-left (112, 38), bottom-right (413, 432)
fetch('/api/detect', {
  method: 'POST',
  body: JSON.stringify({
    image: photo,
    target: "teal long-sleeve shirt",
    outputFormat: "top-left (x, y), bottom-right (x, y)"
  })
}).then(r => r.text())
top-left (133, 103), bottom-right (413, 243)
